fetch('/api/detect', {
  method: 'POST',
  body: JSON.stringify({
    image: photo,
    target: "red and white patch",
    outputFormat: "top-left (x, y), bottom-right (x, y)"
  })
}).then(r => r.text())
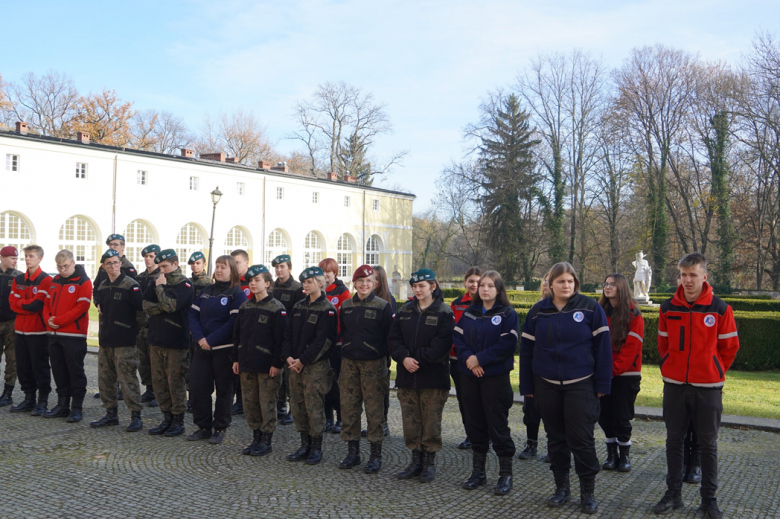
top-left (68, 286), bottom-right (76, 293)
top-left (185, 282), bottom-right (192, 288)
top-left (281, 311), bottom-right (287, 316)
top-left (133, 286), bottom-right (140, 291)
top-left (328, 311), bottom-right (335, 315)
top-left (32, 287), bottom-right (38, 294)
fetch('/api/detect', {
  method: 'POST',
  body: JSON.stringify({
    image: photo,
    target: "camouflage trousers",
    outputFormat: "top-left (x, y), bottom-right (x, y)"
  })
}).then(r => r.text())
top-left (98, 346), bottom-right (142, 412)
top-left (288, 359), bottom-right (333, 437)
top-left (242, 371), bottom-right (282, 433)
top-left (135, 328), bottom-right (152, 387)
top-left (0, 320), bottom-right (16, 386)
top-left (397, 388), bottom-right (449, 453)
top-left (149, 345), bottom-right (188, 415)
top-left (339, 358), bottom-right (389, 443)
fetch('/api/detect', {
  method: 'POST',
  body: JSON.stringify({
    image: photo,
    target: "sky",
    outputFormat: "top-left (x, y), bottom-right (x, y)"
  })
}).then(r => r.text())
top-left (2, 0), bottom-right (776, 211)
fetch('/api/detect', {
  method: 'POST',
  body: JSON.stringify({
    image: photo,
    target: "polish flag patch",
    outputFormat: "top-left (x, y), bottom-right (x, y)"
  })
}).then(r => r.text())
top-left (281, 311), bottom-right (287, 316)
top-left (328, 311), bottom-right (335, 316)
top-left (133, 286), bottom-right (139, 291)
top-left (185, 282), bottom-right (192, 288)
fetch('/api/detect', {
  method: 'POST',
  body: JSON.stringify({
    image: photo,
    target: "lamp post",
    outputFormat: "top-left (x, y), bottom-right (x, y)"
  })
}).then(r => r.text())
top-left (207, 186), bottom-right (223, 276)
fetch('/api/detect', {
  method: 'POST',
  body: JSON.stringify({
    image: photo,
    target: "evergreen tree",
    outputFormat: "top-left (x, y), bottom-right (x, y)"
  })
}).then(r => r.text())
top-left (340, 133), bottom-right (374, 185)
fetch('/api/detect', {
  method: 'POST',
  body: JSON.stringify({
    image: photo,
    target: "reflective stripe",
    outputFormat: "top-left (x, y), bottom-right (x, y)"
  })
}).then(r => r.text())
top-left (628, 331), bottom-right (643, 343)
top-left (453, 326), bottom-right (463, 334)
top-left (619, 371), bottom-right (642, 377)
top-left (15, 331), bottom-right (48, 335)
top-left (718, 332), bottom-right (738, 339)
top-left (191, 305), bottom-right (200, 311)
top-left (230, 309), bottom-right (239, 314)
top-left (13, 293), bottom-right (20, 298)
top-left (510, 330), bottom-right (518, 337)
top-left (77, 297), bottom-right (91, 303)
top-left (658, 331), bottom-right (668, 337)
top-left (521, 332), bottom-right (535, 341)
top-left (211, 344), bottom-right (233, 350)
top-left (592, 326), bottom-right (609, 337)
top-left (37, 290), bottom-right (48, 296)
top-left (542, 374), bottom-right (592, 385)
top-left (53, 332), bottom-right (88, 338)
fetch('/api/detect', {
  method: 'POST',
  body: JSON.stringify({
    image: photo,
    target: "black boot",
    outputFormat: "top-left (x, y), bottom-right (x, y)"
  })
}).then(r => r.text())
top-left (396, 449), bottom-right (423, 479)
top-left (287, 433), bottom-right (311, 461)
top-left (90, 407), bottom-right (119, 428)
top-left (186, 428), bottom-right (212, 441)
top-left (685, 450), bottom-right (702, 484)
top-left (547, 471), bottom-right (571, 507)
top-left (306, 435), bottom-right (324, 465)
top-left (618, 444), bottom-right (631, 472)
top-left (43, 396), bottom-right (70, 418)
top-left (331, 409), bottom-right (342, 433)
top-left (458, 437), bottom-right (472, 450)
top-left (494, 456), bottom-right (513, 495)
top-left (699, 497), bottom-right (723, 519)
top-left (209, 429), bottom-right (226, 444)
top-left (280, 411), bottom-right (293, 425)
top-left (116, 385), bottom-right (123, 401)
top-left (602, 442), bottom-right (618, 470)
top-left (419, 451), bottom-right (436, 483)
top-left (462, 451), bottom-right (487, 490)
top-left (383, 422), bottom-right (390, 437)
top-left (186, 397), bottom-right (192, 414)
top-left (251, 431), bottom-right (273, 457)
top-left (516, 439), bottom-right (537, 460)
top-left (324, 407), bottom-right (334, 432)
top-left (276, 401), bottom-right (286, 419)
top-left (141, 385), bottom-right (155, 403)
top-left (243, 429), bottom-right (262, 455)
top-left (163, 413), bottom-right (185, 437)
top-left (149, 412), bottom-right (172, 435)
top-left (67, 397), bottom-right (83, 423)
top-left (126, 411), bottom-right (143, 432)
top-left (339, 440), bottom-right (361, 469)
top-left (10, 392), bottom-right (35, 413)
top-left (0, 384), bottom-right (14, 407)
top-left (653, 489), bottom-right (684, 514)
top-left (31, 392), bottom-right (49, 416)
top-left (579, 475), bottom-right (598, 514)
top-left (364, 442), bottom-right (382, 474)
top-left (231, 401), bottom-right (244, 415)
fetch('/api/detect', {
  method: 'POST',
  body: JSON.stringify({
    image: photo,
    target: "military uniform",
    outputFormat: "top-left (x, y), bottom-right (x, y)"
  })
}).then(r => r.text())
top-left (272, 258), bottom-right (305, 418)
top-left (0, 254), bottom-right (23, 406)
top-left (93, 255), bottom-right (137, 301)
top-left (135, 245), bottom-right (162, 396)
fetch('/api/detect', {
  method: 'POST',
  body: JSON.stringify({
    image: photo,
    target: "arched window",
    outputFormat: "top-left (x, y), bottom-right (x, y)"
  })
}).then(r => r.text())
top-left (224, 226), bottom-right (250, 257)
top-left (123, 220), bottom-right (155, 268)
top-left (0, 211), bottom-right (33, 271)
top-left (176, 223), bottom-right (207, 277)
top-left (59, 215), bottom-right (98, 278)
top-left (365, 234), bottom-right (382, 266)
top-left (336, 234), bottom-right (353, 278)
top-left (265, 229), bottom-right (289, 265)
top-left (303, 232), bottom-right (322, 269)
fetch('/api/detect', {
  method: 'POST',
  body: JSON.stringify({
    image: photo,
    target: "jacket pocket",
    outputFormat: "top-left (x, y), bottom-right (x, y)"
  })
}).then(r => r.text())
top-left (164, 318), bottom-right (182, 328)
top-left (363, 342), bottom-right (379, 355)
top-left (255, 345), bottom-right (272, 355)
top-left (679, 327), bottom-right (685, 351)
top-left (659, 353), bottom-right (669, 368)
top-left (114, 321), bottom-right (131, 329)
top-left (713, 355), bottom-right (724, 379)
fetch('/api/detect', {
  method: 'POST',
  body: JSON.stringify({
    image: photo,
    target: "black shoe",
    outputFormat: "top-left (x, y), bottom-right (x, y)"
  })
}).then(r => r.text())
top-left (251, 432), bottom-right (273, 457)
top-left (458, 437), bottom-right (472, 450)
top-left (364, 442), bottom-right (382, 474)
top-left (209, 429), bottom-right (226, 444)
top-left (147, 396), bottom-right (158, 408)
top-left (653, 490), bottom-right (684, 515)
top-left (543, 451), bottom-right (550, 463)
top-left (43, 396), bottom-right (70, 418)
top-left (31, 392), bottom-right (49, 416)
top-left (462, 451), bottom-right (487, 490)
top-left (140, 386), bottom-right (155, 403)
top-left (126, 411), bottom-right (143, 432)
top-left (186, 400), bottom-right (192, 413)
top-left (93, 392), bottom-right (101, 399)
top-left (579, 475), bottom-right (597, 514)
top-left (187, 428), bottom-right (212, 441)
top-left (305, 435), bottom-right (323, 465)
top-left (231, 402), bottom-right (244, 415)
top-left (419, 451), bottom-right (436, 483)
top-left (0, 384), bottom-right (14, 407)
top-left (547, 473), bottom-right (571, 507)
top-left (149, 412), bottom-right (173, 435)
top-left (603, 442), bottom-right (618, 470)
top-left (684, 452), bottom-right (702, 484)
top-left (383, 422), bottom-right (390, 437)
top-left (10, 393), bottom-right (36, 413)
top-left (494, 457), bottom-right (513, 495)
top-left (361, 429), bottom-right (368, 437)
top-left (276, 402), bottom-right (287, 419)
top-left (618, 444), bottom-right (631, 472)
top-left (67, 407), bottom-right (83, 423)
top-left (90, 408), bottom-right (119, 428)
top-left (699, 497), bottom-right (723, 519)
top-left (117, 387), bottom-right (123, 401)
top-left (280, 412), bottom-right (293, 425)
top-left (324, 418), bottom-right (334, 433)
top-left (287, 433), bottom-right (311, 461)
top-left (163, 413), bottom-right (185, 437)
top-left (516, 439), bottom-right (537, 459)
top-left (339, 440), bottom-right (361, 469)
top-left (397, 449), bottom-right (423, 479)
top-left (243, 429), bottom-right (262, 454)
top-left (331, 420), bottom-right (342, 434)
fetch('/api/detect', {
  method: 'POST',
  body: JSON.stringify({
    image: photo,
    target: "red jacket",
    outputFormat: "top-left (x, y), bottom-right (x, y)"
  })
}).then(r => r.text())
top-left (9, 267), bottom-right (52, 335)
top-left (239, 275), bottom-right (250, 299)
top-left (43, 265), bottom-right (93, 338)
top-left (326, 279), bottom-right (351, 337)
top-left (658, 282), bottom-right (739, 387)
top-left (450, 292), bottom-right (472, 359)
top-left (606, 305), bottom-right (643, 377)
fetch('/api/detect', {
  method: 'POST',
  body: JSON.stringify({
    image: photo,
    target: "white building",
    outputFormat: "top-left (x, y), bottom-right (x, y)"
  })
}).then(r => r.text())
top-left (0, 123), bottom-right (415, 294)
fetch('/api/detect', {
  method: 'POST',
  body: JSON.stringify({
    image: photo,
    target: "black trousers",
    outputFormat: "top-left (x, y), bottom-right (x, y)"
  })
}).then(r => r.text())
top-left (190, 348), bottom-right (234, 430)
top-left (460, 371), bottom-right (516, 457)
top-left (277, 365), bottom-right (289, 406)
top-left (49, 337), bottom-right (88, 401)
top-left (15, 334), bottom-right (51, 395)
top-left (523, 395), bottom-right (542, 441)
top-left (449, 358), bottom-right (468, 432)
top-left (324, 345), bottom-right (342, 419)
top-left (663, 383), bottom-right (722, 499)
top-left (598, 375), bottom-right (641, 443)
top-left (536, 376), bottom-right (601, 478)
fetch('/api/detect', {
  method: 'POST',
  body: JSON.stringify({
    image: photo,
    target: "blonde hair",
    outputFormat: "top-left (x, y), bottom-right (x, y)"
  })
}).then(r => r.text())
top-left (55, 249), bottom-right (74, 264)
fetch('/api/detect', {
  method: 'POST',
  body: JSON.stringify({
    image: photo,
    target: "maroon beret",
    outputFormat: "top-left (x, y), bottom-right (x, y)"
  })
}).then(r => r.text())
top-left (0, 246), bottom-right (19, 257)
top-left (352, 264), bottom-right (374, 282)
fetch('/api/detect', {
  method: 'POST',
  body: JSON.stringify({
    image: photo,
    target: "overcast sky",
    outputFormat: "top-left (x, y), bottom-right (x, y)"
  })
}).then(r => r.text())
top-left (3, 0), bottom-right (776, 210)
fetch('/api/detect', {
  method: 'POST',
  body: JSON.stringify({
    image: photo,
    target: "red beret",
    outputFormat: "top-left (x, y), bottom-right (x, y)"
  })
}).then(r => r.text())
top-left (0, 246), bottom-right (19, 257)
top-left (352, 264), bottom-right (374, 282)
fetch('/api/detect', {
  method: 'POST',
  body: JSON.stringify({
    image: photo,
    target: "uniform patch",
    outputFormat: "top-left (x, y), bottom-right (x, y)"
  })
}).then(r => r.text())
top-left (281, 293), bottom-right (291, 301)
top-left (244, 288), bottom-right (250, 296)
top-left (307, 314), bottom-right (318, 324)
top-left (491, 315), bottom-right (502, 325)
top-left (331, 297), bottom-right (339, 304)
top-left (704, 314), bottom-right (716, 327)
top-left (68, 286), bottom-right (76, 293)
top-left (573, 311), bottom-right (584, 323)
top-left (133, 286), bottom-right (139, 291)
top-left (113, 292), bottom-right (123, 300)
top-left (32, 287), bottom-right (38, 294)
top-left (185, 282), bottom-right (192, 288)
top-left (220, 297), bottom-right (228, 306)
top-left (258, 315), bottom-right (269, 324)
top-left (425, 315), bottom-right (438, 326)
top-left (281, 311), bottom-right (287, 316)
top-left (365, 309), bottom-right (377, 320)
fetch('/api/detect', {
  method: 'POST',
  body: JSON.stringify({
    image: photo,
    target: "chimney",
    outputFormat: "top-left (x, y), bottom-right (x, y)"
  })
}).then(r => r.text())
top-left (200, 152), bottom-right (225, 162)
top-left (327, 172), bottom-right (338, 181)
top-left (270, 161), bottom-right (289, 173)
top-left (77, 131), bottom-right (90, 144)
top-left (258, 160), bottom-right (271, 169)
top-left (345, 175), bottom-right (356, 183)
top-left (15, 121), bottom-right (28, 134)
top-left (181, 148), bottom-right (194, 158)
top-left (225, 157), bottom-right (239, 164)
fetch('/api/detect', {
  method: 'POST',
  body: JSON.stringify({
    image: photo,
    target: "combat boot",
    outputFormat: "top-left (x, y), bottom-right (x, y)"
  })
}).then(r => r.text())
top-left (324, 406), bottom-right (334, 432)
top-left (231, 401), bottom-right (243, 415)
top-left (251, 432), bottom-right (273, 457)
top-left (66, 397), bottom-right (83, 423)
top-left (305, 435), bottom-right (324, 465)
top-left (653, 489), bottom-right (684, 514)
top-left (126, 411), bottom-right (143, 432)
top-left (209, 429), bottom-right (226, 444)
top-left (698, 497), bottom-right (723, 519)
top-left (339, 440), bottom-right (361, 469)
top-left (332, 410), bottom-right (342, 434)
top-left (140, 385), bottom-right (155, 403)
top-left (458, 437), bottom-right (472, 450)
top-left (43, 396), bottom-right (70, 418)
top-left (117, 385), bottom-right (123, 401)
top-left (494, 456), bottom-right (513, 495)
top-left (602, 442), bottom-right (618, 470)
top-left (287, 433), bottom-right (311, 461)
top-left (364, 442), bottom-right (382, 474)
top-left (618, 444), bottom-right (632, 472)
top-left (149, 411), bottom-right (172, 435)
top-left (9, 392), bottom-right (35, 413)
top-left (547, 471), bottom-right (571, 507)
top-left (243, 429), bottom-right (262, 455)
top-left (31, 391), bottom-right (49, 416)
top-left (276, 401), bottom-right (287, 419)
top-left (90, 407), bottom-right (119, 428)
top-left (419, 451), bottom-right (436, 483)
top-left (579, 475), bottom-right (598, 514)
top-left (187, 428), bottom-right (212, 441)
top-left (0, 384), bottom-right (14, 407)
top-left (163, 413), bottom-right (185, 437)
top-left (397, 449), bottom-right (423, 479)
top-left (516, 439), bottom-right (537, 460)
top-left (462, 451), bottom-right (487, 490)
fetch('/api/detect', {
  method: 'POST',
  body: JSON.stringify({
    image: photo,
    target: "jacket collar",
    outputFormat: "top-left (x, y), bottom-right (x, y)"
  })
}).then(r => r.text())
top-left (672, 281), bottom-right (714, 308)
top-left (352, 291), bottom-right (375, 304)
top-left (106, 272), bottom-right (126, 286)
top-left (275, 276), bottom-right (294, 288)
top-left (25, 266), bottom-right (43, 281)
top-left (303, 292), bottom-right (327, 306)
top-left (538, 291), bottom-right (582, 312)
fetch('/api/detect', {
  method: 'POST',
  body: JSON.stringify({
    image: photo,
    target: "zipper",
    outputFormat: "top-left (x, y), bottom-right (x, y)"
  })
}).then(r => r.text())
top-left (556, 310), bottom-right (563, 383)
top-left (685, 311), bottom-right (693, 384)
top-left (413, 304), bottom-right (422, 390)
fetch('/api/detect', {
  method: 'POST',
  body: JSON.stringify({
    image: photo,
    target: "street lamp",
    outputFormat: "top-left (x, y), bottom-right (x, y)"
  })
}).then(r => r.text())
top-left (207, 186), bottom-right (223, 276)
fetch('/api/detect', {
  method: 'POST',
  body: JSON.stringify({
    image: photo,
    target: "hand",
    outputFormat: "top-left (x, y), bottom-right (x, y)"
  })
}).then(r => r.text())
top-left (156, 275), bottom-right (167, 286)
top-left (232, 362), bottom-right (239, 375)
top-left (269, 366), bottom-right (281, 377)
top-left (471, 366), bottom-right (484, 377)
top-left (402, 357), bottom-right (419, 373)
top-left (198, 338), bottom-right (210, 350)
top-left (524, 394), bottom-right (533, 399)
top-left (48, 317), bottom-right (60, 330)
top-left (288, 358), bottom-right (304, 373)
top-left (597, 393), bottom-right (605, 398)
top-left (465, 355), bottom-right (480, 370)
top-left (97, 305), bottom-right (102, 315)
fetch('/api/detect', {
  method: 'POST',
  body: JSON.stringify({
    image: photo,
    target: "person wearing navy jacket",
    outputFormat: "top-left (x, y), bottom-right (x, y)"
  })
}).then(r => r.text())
top-left (520, 262), bottom-right (612, 515)
top-left (186, 255), bottom-right (247, 444)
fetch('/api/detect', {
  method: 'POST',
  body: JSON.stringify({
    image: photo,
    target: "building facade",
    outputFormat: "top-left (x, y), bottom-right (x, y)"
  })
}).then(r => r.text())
top-left (0, 125), bottom-right (415, 295)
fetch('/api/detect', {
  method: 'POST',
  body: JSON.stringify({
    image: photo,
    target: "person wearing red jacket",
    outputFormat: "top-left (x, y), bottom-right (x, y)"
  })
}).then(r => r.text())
top-left (9, 245), bottom-right (52, 416)
top-left (598, 273), bottom-right (643, 473)
top-left (653, 253), bottom-right (739, 519)
top-left (450, 266), bottom-right (482, 450)
top-left (42, 249), bottom-right (93, 423)
top-left (320, 257), bottom-right (351, 434)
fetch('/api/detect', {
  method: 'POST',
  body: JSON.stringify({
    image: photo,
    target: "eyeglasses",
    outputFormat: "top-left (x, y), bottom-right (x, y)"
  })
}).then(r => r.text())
top-left (104, 261), bottom-right (121, 267)
top-left (602, 282), bottom-right (617, 288)
top-left (56, 262), bottom-right (74, 271)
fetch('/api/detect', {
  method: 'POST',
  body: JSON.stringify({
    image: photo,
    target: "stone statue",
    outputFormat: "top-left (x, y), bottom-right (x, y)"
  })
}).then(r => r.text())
top-left (632, 251), bottom-right (652, 302)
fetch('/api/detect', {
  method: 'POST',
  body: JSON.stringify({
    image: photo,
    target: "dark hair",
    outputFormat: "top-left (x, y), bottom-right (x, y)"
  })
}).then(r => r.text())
top-left (463, 266), bottom-right (484, 280)
top-left (215, 255), bottom-right (240, 287)
top-left (372, 265), bottom-right (392, 303)
top-left (230, 249), bottom-right (249, 262)
top-left (598, 273), bottom-right (637, 352)
top-left (318, 257), bottom-right (339, 275)
top-left (472, 271), bottom-right (511, 307)
top-left (547, 262), bottom-right (580, 298)
top-left (678, 252), bottom-right (707, 271)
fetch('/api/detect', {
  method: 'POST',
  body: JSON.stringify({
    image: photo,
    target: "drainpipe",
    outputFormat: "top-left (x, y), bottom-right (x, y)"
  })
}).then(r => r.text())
top-left (112, 154), bottom-right (118, 233)
top-left (362, 189), bottom-right (366, 264)
top-left (262, 176), bottom-right (267, 262)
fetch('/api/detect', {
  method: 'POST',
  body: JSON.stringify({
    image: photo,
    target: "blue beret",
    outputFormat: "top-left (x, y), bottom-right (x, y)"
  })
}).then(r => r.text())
top-left (245, 264), bottom-right (270, 280)
top-left (188, 251), bottom-right (205, 264)
top-left (272, 254), bottom-right (291, 267)
top-left (106, 234), bottom-right (125, 245)
top-left (299, 266), bottom-right (324, 282)
top-left (101, 249), bottom-right (120, 263)
top-left (155, 249), bottom-right (178, 264)
top-left (141, 244), bottom-right (161, 256)
top-left (410, 268), bottom-right (436, 286)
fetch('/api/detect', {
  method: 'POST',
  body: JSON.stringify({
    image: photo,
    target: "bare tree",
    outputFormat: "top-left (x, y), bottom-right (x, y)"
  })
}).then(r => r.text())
top-left (133, 109), bottom-right (193, 154)
top-left (7, 71), bottom-right (80, 137)
top-left (196, 109), bottom-right (275, 165)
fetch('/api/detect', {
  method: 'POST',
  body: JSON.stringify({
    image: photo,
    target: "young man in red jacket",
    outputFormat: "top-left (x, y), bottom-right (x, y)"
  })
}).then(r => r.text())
top-left (9, 245), bottom-right (52, 415)
top-left (43, 249), bottom-right (93, 423)
top-left (653, 253), bottom-right (739, 519)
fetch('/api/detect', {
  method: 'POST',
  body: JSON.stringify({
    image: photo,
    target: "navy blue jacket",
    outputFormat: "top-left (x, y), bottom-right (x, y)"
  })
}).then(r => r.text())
top-left (189, 281), bottom-right (247, 350)
top-left (519, 292), bottom-right (612, 395)
top-left (453, 302), bottom-right (519, 377)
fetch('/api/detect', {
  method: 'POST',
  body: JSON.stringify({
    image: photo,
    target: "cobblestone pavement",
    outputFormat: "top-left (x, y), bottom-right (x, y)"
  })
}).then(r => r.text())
top-left (1, 355), bottom-right (778, 518)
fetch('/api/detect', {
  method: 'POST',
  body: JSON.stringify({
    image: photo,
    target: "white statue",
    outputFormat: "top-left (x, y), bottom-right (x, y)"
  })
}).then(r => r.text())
top-left (632, 251), bottom-right (652, 301)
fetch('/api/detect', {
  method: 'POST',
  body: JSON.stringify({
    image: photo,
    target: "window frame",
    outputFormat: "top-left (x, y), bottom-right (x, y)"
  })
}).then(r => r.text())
top-left (189, 176), bottom-right (199, 191)
top-left (344, 196), bottom-right (351, 208)
top-left (5, 154), bottom-right (19, 172)
top-left (137, 170), bottom-right (148, 186)
top-left (75, 162), bottom-right (88, 179)
top-left (372, 198), bottom-right (380, 211)
top-left (312, 191), bottom-right (319, 204)
top-left (237, 182), bottom-right (245, 196)
top-left (276, 187), bottom-right (284, 200)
